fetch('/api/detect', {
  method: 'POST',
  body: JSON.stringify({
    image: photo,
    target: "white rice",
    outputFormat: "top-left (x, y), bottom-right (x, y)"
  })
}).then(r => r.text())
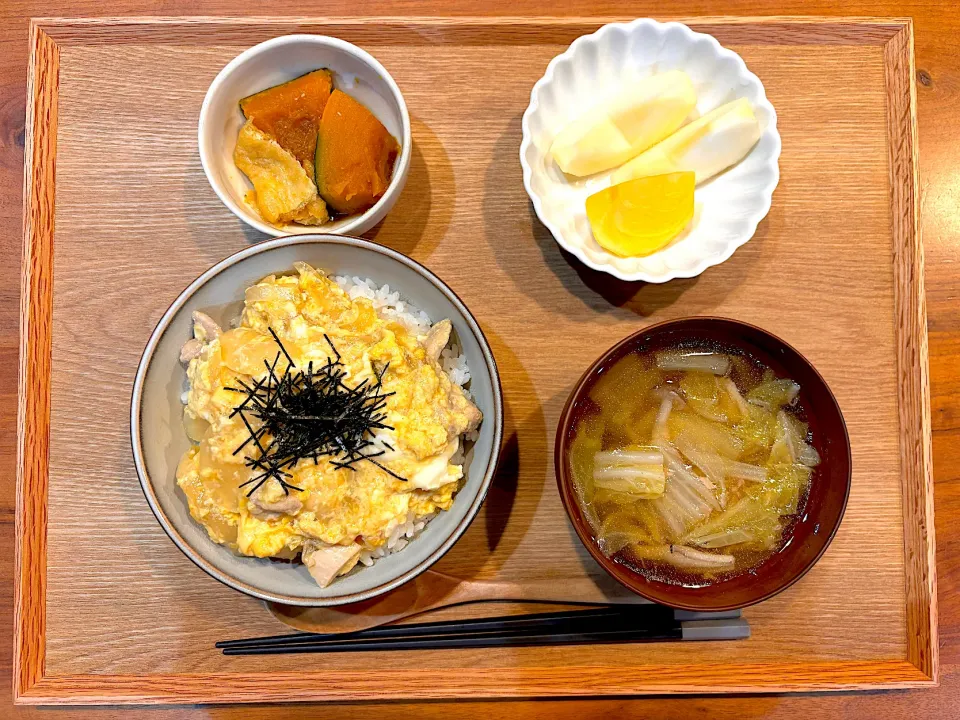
top-left (358, 512), bottom-right (435, 567)
top-left (332, 275), bottom-right (476, 570)
top-left (441, 345), bottom-right (472, 392)
top-left (334, 275), bottom-right (432, 336)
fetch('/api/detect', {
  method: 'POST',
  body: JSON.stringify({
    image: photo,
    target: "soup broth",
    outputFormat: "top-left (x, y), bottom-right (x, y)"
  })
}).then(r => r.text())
top-left (568, 343), bottom-right (819, 587)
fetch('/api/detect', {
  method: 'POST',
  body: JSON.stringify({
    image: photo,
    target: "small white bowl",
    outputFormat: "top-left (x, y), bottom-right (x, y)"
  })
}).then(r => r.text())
top-left (520, 19), bottom-right (781, 283)
top-left (199, 35), bottom-right (412, 237)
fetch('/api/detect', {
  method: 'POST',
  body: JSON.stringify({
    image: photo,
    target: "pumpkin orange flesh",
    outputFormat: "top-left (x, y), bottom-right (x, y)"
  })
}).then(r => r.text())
top-left (239, 69), bottom-right (334, 171)
top-left (315, 89), bottom-right (400, 215)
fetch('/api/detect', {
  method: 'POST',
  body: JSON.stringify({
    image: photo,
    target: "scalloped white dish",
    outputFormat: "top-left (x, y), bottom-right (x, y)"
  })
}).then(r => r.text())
top-left (520, 19), bottom-right (781, 283)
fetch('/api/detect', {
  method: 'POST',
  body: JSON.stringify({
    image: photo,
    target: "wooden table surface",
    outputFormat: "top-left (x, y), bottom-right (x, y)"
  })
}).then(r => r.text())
top-left (2, 1), bottom-right (957, 717)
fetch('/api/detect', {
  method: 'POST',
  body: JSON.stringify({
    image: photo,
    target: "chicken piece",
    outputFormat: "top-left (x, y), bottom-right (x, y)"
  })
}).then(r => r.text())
top-left (192, 311), bottom-right (222, 342)
top-left (302, 541), bottom-right (362, 588)
top-left (423, 319), bottom-right (452, 361)
top-left (446, 389), bottom-right (483, 436)
top-left (180, 338), bottom-right (203, 364)
top-left (248, 487), bottom-right (303, 520)
top-left (462, 399), bottom-right (482, 433)
top-left (181, 311), bottom-right (222, 363)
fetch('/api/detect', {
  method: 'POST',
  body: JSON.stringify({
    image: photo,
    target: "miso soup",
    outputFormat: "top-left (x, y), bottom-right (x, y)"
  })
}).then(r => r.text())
top-left (567, 344), bottom-right (820, 587)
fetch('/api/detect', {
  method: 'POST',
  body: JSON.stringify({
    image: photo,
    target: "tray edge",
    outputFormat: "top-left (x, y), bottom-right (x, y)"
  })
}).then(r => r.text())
top-left (13, 20), bottom-right (58, 705)
top-left (14, 661), bottom-right (934, 705)
top-left (883, 19), bottom-right (939, 685)
top-left (14, 14), bottom-right (936, 704)
top-left (31, 15), bottom-right (911, 48)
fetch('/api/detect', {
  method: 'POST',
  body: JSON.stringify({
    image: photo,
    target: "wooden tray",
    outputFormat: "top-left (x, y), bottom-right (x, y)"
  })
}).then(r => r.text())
top-left (15, 16), bottom-right (935, 704)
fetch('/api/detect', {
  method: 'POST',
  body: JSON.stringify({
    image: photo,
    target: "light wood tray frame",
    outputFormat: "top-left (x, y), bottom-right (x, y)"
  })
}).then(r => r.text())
top-left (15, 16), bottom-right (935, 704)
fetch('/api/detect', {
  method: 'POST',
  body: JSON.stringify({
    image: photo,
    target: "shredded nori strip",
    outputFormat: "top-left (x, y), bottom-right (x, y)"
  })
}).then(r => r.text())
top-left (225, 328), bottom-right (405, 496)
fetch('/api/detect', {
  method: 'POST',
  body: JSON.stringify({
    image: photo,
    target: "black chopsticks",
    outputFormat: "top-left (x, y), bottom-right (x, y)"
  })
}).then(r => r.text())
top-left (217, 604), bottom-right (749, 655)
top-left (219, 605), bottom-right (663, 651)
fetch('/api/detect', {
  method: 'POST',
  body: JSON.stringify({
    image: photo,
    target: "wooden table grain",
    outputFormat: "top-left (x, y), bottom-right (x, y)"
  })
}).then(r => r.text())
top-left (2, 1), bottom-right (958, 717)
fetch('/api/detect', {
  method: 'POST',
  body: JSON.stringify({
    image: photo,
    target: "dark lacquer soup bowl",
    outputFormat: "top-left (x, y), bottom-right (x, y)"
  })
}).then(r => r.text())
top-left (555, 317), bottom-right (852, 611)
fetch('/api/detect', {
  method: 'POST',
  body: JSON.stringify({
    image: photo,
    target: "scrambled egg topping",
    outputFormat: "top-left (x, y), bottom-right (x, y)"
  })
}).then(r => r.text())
top-left (176, 263), bottom-right (481, 585)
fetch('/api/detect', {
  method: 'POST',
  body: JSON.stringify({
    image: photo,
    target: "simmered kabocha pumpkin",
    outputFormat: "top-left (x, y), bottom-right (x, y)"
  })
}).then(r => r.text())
top-left (234, 72), bottom-right (399, 227)
top-left (239, 69), bottom-right (334, 173)
top-left (315, 90), bottom-right (400, 215)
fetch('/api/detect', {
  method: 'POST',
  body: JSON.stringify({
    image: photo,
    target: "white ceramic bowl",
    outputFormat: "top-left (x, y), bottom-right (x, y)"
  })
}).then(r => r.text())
top-left (520, 19), bottom-right (781, 283)
top-left (131, 235), bottom-right (503, 606)
top-left (199, 35), bottom-right (412, 238)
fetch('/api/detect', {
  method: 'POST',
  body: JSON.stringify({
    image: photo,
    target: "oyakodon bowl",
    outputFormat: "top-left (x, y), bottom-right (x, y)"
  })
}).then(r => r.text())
top-left (131, 235), bottom-right (503, 606)
top-left (555, 317), bottom-right (851, 611)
